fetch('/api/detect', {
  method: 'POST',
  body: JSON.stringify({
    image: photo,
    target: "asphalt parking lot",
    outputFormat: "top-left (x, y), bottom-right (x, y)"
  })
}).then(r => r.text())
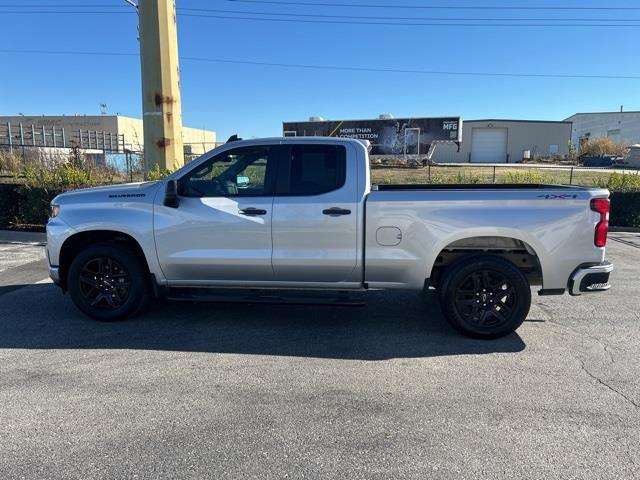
top-left (0, 232), bottom-right (638, 479)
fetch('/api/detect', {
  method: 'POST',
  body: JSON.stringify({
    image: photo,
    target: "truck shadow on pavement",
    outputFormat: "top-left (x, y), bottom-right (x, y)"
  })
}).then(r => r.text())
top-left (0, 284), bottom-right (526, 360)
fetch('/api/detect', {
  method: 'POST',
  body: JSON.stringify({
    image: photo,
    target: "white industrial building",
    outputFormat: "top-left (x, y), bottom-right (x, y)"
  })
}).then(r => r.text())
top-left (564, 111), bottom-right (640, 148)
top-left (431, 119), bottom-right (572, 163)
top-left (0, 115), bottom-right (216, 155)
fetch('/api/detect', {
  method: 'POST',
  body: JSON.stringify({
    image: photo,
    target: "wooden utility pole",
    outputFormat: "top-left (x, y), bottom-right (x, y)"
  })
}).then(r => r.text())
top-left (138, 0), bottom-right (184, 174)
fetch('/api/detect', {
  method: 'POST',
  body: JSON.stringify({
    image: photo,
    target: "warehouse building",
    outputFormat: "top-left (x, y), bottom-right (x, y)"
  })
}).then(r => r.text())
top-left (431, 119), bottom-right (572, 164)
top-left (564, 111), bottom-right (640, 148)
top-left (0, 115), bottom-right (216, 155)
top-left (284, 116), bottom-right (571, 164)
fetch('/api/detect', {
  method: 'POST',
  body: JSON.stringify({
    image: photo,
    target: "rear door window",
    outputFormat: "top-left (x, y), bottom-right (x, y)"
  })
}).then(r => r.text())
top-left (276, 145), bottom-right (346, 196)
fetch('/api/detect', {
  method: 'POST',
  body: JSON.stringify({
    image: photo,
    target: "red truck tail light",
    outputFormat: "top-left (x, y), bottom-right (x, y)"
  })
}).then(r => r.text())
top-left (590, 198), bottom-right (610, 248)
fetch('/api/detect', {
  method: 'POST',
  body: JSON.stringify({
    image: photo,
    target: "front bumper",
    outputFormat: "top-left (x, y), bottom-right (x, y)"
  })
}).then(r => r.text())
top-left (49, 265), bottom-right (61, 285)
top-left (569, 261), bottom-right (613, 296)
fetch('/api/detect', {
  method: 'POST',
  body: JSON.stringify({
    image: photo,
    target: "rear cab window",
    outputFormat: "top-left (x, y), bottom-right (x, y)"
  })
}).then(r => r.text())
top-left (276, 144), bottom-right (347, 196)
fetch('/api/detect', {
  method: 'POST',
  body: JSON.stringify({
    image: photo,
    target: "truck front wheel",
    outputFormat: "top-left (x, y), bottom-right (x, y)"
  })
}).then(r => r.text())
top-left (439, 255), bottom-right (531, 339)
top-left (67, 243), bottom-right (148, 321)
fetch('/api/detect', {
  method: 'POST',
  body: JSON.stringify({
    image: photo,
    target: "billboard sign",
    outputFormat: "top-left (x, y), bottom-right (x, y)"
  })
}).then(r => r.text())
top-left (283, 117), bottom-right (462, 156)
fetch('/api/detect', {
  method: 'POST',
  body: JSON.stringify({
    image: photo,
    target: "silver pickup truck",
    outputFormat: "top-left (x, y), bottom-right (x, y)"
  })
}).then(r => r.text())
top-left (47, 137), bottom-right (613, 338)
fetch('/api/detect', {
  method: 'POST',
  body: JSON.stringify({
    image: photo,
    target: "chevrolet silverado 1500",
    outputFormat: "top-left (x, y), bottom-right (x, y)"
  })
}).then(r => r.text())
top-left (47, 137), bottom-right (613, 338)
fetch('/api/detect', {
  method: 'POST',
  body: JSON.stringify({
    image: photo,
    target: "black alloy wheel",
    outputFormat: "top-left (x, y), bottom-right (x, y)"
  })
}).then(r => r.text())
top-left (68, 242), bottom-right (148, 321)
top-left (453, 269), bottom-right (516, 329)
top-left (78, 256), bottom-right (131, 310)
top-left (439, 256), bottom-right (531, 339)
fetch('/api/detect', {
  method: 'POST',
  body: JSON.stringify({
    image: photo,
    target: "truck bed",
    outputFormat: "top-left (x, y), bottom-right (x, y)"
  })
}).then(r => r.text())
top-left (365, 181), bottom-right (608, 291)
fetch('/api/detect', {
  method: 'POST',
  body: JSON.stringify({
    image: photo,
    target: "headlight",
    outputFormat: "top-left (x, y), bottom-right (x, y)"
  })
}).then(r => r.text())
top-left (50, 204), bottom-right (61, 218)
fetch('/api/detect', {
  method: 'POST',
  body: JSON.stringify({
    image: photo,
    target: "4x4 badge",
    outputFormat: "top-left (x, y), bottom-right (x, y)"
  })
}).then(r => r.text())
top-left (537, 194), bottom-right (578, 199)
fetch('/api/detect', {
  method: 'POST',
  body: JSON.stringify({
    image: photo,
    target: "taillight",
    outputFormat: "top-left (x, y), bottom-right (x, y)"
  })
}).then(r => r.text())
top-left (590, 198), bottom-right (610, 248)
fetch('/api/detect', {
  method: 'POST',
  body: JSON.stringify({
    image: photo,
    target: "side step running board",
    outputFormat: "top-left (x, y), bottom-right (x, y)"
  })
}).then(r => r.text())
top-left (166, 288), bottom-right (366, 307)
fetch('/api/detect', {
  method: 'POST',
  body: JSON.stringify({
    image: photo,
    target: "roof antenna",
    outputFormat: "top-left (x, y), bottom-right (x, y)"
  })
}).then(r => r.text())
top-left (226, 134), bottom-right (242, 143)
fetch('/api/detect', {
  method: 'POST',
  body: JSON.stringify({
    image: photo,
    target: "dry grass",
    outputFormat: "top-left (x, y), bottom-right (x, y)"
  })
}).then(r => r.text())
top-left (370, 165), bottom-right (637, 187)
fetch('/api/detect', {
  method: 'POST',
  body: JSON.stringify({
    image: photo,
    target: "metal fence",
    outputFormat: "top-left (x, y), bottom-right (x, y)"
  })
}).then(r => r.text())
top-left (370, 162), bottom-right (639, 187)
top-left (0, 122), bottom-right (225, 182)
top-left (2, 140), bottom-right (637, 187)
top-left (0, 122), bottom-right (126, 153)
top-left (0, 143), bottom-right (144, 182)
top-left (0, 143), bottom-right (212, 183)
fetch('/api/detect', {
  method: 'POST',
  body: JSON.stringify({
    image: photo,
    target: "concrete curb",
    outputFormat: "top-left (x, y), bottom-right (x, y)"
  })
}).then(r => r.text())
top-left (610, 226), bottom-right (640, 233)
top-left (0, 230), bottom-right (47, 245)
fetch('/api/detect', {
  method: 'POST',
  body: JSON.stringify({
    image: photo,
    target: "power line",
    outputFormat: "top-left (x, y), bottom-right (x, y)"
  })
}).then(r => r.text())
top-left (175, 13), bottom-right (640, 27)
top-left (0, 10), bottom-right (130, 14)
top-left (182, 56), bottom-right (640, 80)
top-left (2, 9), bottom-right (638, 26)
top-left (0, 49), bottom-right (138, 57)
top-left (1, 48), bottom-right (638, 80)
top-left (4, 1), bottom-right (638, 11)
top-left (0, 3), bottom-right (127, 6)
top-left (4, 1), bottom-right (639, 10)
top-left (226, 0), bottom-right (640, 10)
top-left (178, 7), bottom-right (640, 22)
top-left (2, 5), bottom-right (639, 25)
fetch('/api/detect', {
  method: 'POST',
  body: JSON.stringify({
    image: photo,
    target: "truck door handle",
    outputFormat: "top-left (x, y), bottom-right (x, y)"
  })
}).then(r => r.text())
top-left (323, 207), bottom-right (351, 217)
top-left (239, 207), bottom-right (267, 216)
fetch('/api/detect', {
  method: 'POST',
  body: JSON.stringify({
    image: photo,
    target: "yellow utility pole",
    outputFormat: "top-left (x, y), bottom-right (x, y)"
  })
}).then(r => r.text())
top-left (138, 0), bottom-right (184, 174)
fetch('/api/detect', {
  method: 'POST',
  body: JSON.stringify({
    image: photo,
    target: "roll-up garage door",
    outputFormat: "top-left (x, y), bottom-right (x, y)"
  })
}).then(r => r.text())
top-left (470, 128), bottom-right (508, 163)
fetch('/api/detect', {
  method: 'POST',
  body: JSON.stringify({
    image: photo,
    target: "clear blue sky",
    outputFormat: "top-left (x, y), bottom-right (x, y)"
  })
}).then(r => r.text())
top-left (0, 0), bottom-right (639, 140)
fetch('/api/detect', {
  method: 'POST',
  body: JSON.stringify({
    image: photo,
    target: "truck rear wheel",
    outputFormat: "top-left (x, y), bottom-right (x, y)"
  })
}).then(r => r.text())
top-left (439, 255), bottom-right (531, 339)
top-left (67, 243), bottom-right (148, 321)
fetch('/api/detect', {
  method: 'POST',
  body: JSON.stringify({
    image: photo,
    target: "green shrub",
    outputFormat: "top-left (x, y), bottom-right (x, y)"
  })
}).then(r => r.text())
top-left (0, 184), bottom-right (20, 227)
top-left (16, 186), bottom-right (62, 227)
top-left (610, 191), bottom-right (640, 227)
top-left (8, 162), bottom-right (98, 228)
top-left (504, 170), bottom-right (554, 184)
top-left (596, 172), bottom-right (640, 192)
top-left (18, 162), bottom-right (106, 227)
top-left (23, 162), bottom-right (99, 190)
top-left (147, 164), bottom-right (174, 180)
top-left (454, 172), bottom-right (483, 184)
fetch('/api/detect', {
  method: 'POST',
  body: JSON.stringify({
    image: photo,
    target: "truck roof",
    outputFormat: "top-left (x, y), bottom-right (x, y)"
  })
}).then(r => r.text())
top-left (224, 136), bottom-right (369, 148)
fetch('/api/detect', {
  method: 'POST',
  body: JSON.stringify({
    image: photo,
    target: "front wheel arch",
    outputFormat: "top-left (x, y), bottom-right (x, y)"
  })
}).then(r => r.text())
top-left (59, 230), bottom-right (150, 290)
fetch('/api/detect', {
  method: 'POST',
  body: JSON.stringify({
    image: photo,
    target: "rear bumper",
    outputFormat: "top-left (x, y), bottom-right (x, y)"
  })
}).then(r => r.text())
top-left (569, 261), bottom-right (613, 296)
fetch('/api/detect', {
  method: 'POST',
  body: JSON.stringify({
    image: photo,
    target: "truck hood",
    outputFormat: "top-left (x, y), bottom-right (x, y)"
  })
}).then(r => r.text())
top-left (52, 181), bottom-right (162, 205)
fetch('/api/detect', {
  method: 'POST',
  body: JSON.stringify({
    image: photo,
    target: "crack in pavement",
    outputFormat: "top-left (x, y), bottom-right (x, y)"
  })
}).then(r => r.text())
top-left (545, 316), bottom-right (618, 358)
top-left (579, 358), bottom-right (640, 410)
top-left (540, 309), bottom-right (637, 410)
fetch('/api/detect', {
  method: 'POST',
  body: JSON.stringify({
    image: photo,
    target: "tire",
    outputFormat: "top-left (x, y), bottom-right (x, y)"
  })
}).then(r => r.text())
top-left (67, 242), bottom-right (148, 321)
top-left (439, 255), bottom-right (531, 339)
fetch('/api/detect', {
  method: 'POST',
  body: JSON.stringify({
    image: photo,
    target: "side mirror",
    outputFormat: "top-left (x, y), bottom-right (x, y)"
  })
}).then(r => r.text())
top-left (164, 180), bottom-right (179, 208)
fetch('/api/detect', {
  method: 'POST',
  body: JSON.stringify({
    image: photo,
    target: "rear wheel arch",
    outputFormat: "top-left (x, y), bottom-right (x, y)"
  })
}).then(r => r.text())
top-left (428, 235), bottom-right (543, 289)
